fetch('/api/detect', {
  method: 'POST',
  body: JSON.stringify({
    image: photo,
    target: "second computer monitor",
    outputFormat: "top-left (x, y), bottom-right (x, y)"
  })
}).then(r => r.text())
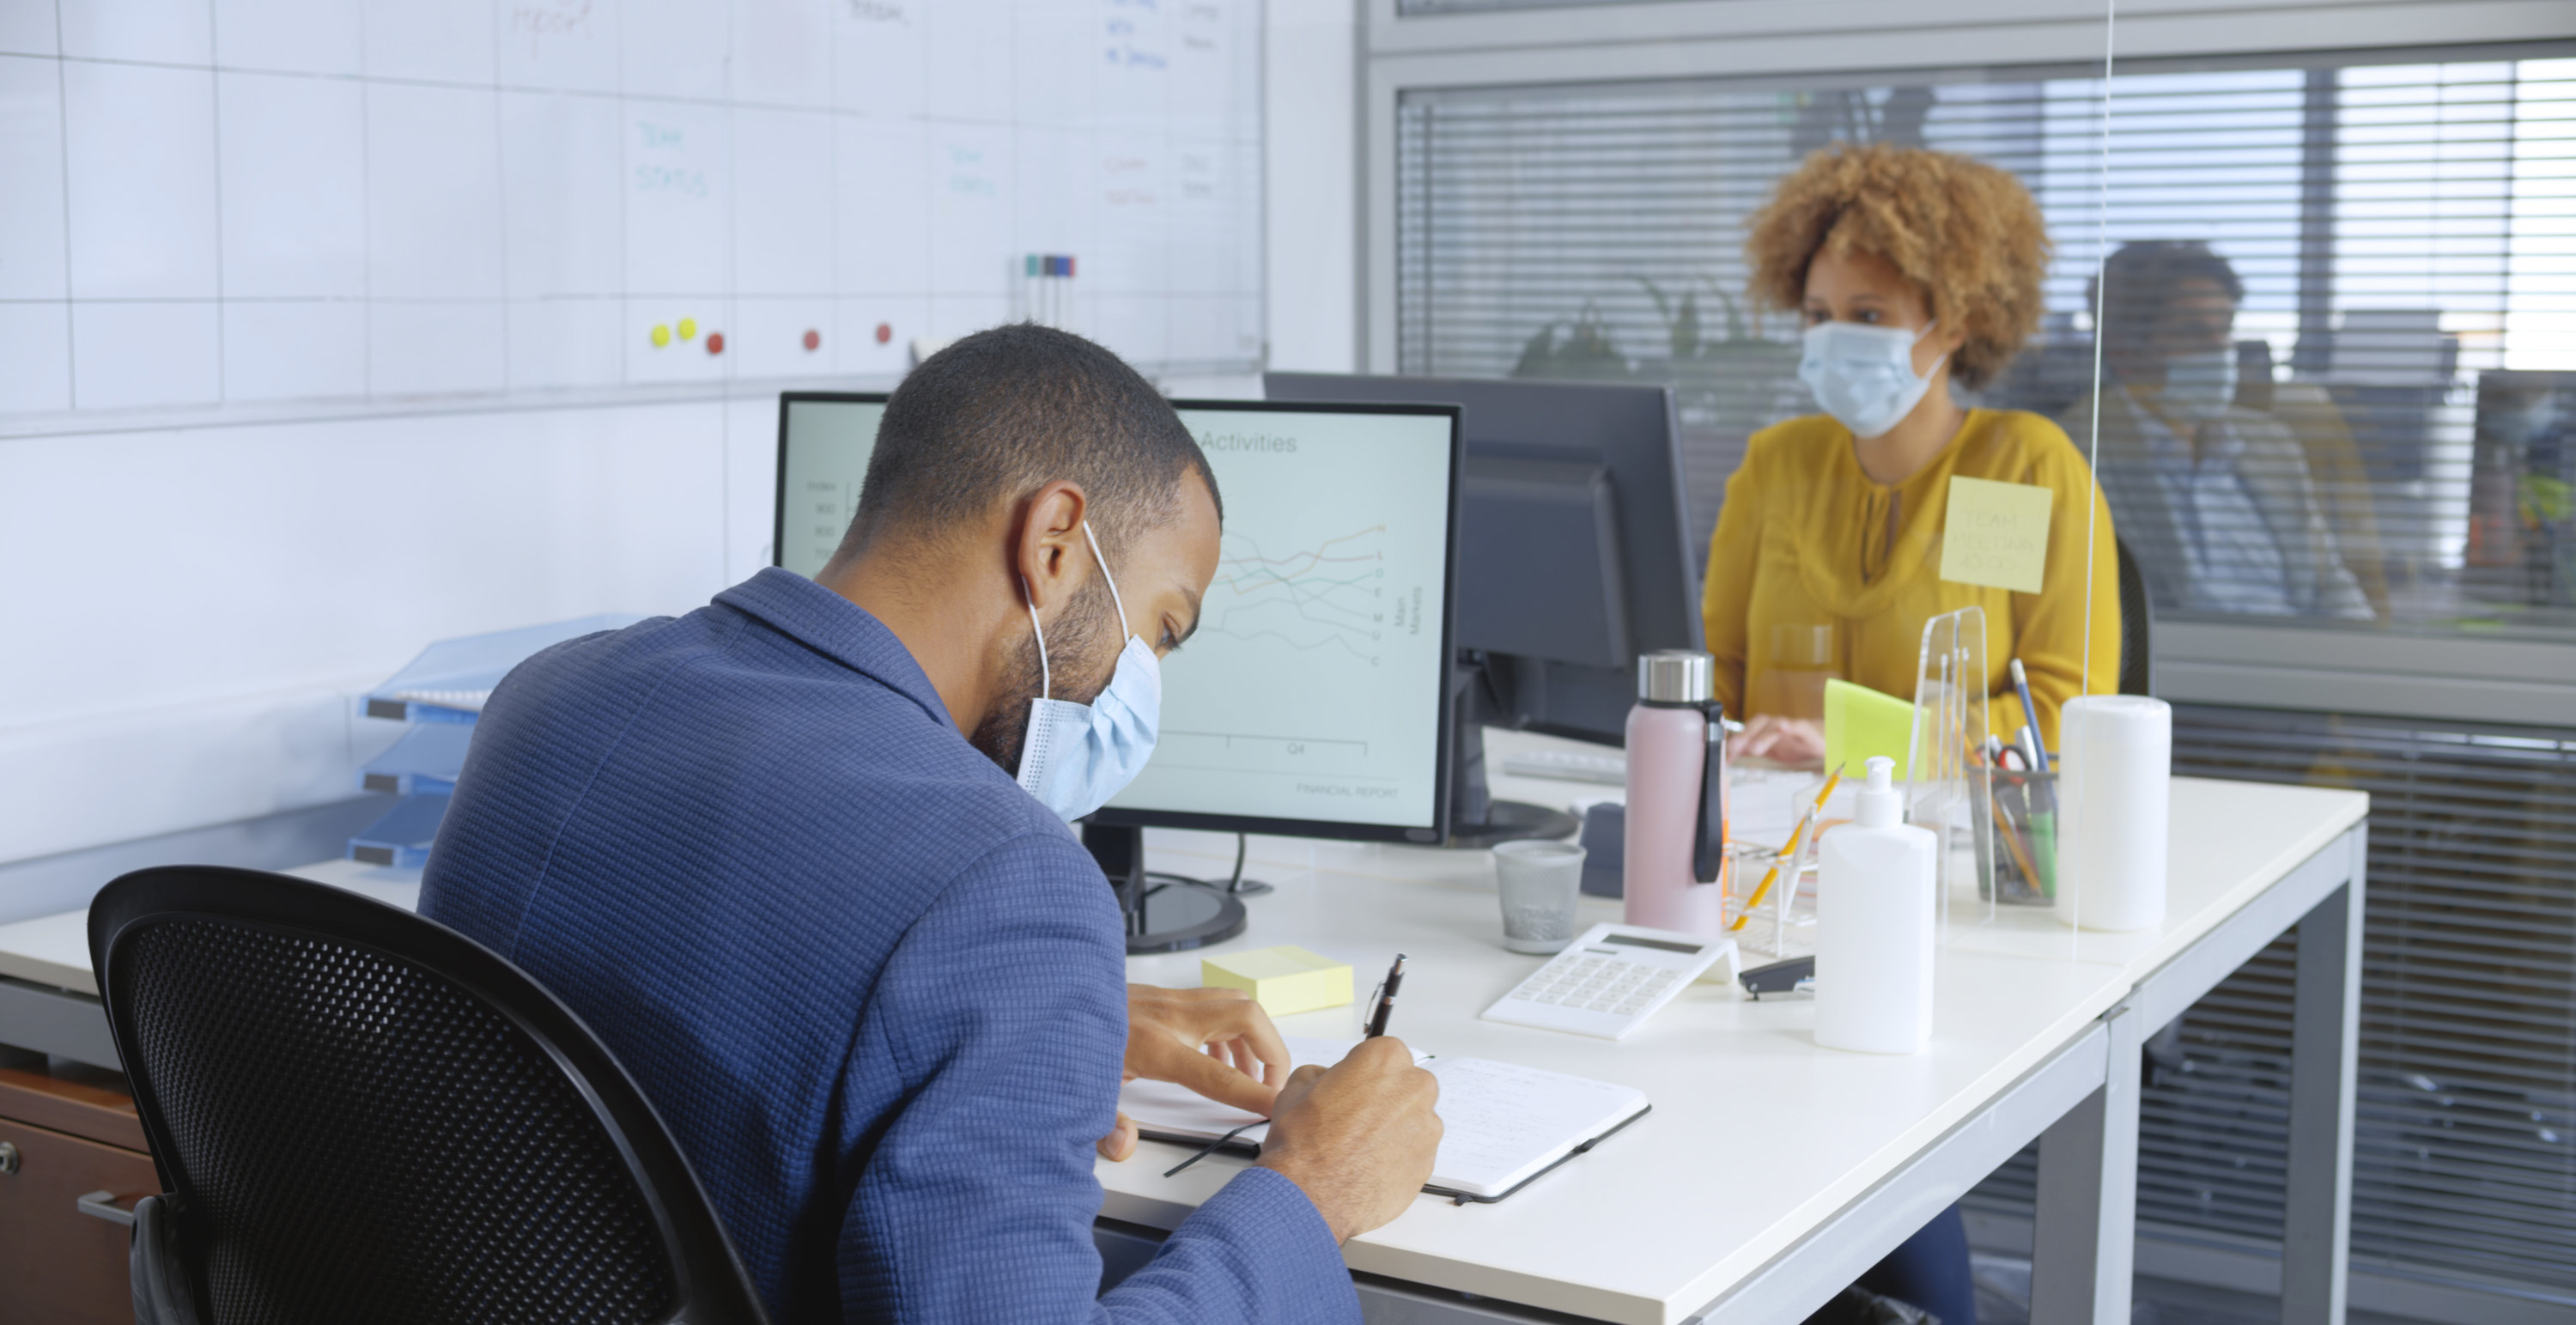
top-left (1263, 374), bottom-right (1702, 744)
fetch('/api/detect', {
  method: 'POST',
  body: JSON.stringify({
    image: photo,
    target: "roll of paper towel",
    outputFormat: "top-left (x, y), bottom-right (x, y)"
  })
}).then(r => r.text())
top-left (2057, 695), bottom-right (2172, 933)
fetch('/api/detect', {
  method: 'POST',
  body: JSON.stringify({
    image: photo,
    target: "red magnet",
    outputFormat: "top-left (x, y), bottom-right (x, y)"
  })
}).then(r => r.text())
top-left (875, 322), bottom-right (892, 344)
top-left (803, 329), bottom-right (821, 351)
top-left (706, 331), bottom-right (726, 355)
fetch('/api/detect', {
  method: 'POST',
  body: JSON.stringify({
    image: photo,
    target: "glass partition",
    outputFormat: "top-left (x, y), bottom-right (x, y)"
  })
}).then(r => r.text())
top-left (1394, 45), bottom-right (2576, 641)
top-left (1390, 29), bottom-right (2576, 1308)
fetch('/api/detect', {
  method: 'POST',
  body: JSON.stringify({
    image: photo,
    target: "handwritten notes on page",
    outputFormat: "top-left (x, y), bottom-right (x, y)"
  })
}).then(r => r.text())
top-left (1424, 1058), bottom-right (1649, 1199)
top-left (1940, 476), bottom-right (2053, 594)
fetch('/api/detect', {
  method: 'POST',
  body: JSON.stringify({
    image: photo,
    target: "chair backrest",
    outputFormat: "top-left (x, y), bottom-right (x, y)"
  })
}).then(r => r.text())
top-left (89, 866), bottom-right (769, 1325)
top-left (2115, 534), bottom-right (2154, 697)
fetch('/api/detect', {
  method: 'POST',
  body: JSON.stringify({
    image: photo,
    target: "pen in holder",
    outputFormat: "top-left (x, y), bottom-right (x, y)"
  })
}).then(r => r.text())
top-left (1984, 765), bottom-right (2058, 907)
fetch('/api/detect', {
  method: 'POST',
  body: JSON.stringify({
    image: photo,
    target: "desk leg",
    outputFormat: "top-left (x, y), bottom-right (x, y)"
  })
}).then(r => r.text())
top-left (2031, 996), bottom-right (2141, 1323)
top-left (2283, 830), bottom-right (2364, 1325)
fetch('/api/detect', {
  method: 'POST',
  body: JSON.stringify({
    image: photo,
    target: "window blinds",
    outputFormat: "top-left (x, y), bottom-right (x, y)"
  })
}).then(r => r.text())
top-left (1394, 48), bottom-right (2576, 640)
top-left (1396, 46), bottom-right (2576, 1307)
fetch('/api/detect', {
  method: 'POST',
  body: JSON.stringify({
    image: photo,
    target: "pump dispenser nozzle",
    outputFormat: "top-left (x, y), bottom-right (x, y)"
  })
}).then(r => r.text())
top-left (1854, 755), bottom-right (1901, 830)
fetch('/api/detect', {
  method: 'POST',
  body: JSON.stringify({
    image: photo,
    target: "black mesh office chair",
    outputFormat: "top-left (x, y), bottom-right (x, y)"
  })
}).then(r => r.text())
top-left (88, 866), bottom-right (769, 1325)
top-left (2115, 534), bottom-right (2153, 697)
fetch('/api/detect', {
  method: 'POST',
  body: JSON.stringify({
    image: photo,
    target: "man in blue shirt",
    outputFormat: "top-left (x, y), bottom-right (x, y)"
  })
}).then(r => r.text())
top-left (421, 325), bottom-right (1442, 1323)
top-left (2064, 240), bottom-right (2374, 621)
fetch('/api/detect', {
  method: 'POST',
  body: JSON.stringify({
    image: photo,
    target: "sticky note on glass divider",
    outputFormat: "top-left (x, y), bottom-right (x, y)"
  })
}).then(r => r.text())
top-left (1201, 945), bottom-right (1353, 1018)
top-left (1939, 477), bottom-right (2053, 594)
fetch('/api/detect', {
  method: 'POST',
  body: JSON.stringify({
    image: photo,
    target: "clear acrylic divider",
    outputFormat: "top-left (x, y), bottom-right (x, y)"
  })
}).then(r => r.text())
top-left (1905, 606), bottom-right (1996, 943)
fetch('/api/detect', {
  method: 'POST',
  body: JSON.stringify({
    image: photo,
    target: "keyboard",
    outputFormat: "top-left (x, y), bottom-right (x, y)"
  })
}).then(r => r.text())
top-left (1481, 923), bottom-right (1735, 1040)
top-left (1500, 748), bottom-right (1628, 786)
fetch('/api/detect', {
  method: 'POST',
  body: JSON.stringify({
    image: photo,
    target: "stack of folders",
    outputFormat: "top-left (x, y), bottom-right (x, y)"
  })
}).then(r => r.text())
top-left (348, 614), bottom-right (643, 868)
top-left (1118, 1036), bottom-right (1649, 1204)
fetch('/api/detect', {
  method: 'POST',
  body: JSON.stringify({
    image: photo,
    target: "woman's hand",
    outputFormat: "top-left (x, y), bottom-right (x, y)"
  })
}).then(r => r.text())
top-left (1729, 715), bottom-right (1826, 769)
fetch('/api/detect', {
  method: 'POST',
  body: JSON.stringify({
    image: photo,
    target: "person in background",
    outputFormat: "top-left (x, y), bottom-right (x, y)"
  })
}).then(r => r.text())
top-left (2064, 240), bottom-right (2375, 620)
top-left (422, 325), bottom-right (1443, 1324)
top-left (1710, 142), bottom-right (2120, 771)
top-left (2230, 343), bottom-right (2394, 617)
top-left (1709, 141), bottom-right (2121, 1325)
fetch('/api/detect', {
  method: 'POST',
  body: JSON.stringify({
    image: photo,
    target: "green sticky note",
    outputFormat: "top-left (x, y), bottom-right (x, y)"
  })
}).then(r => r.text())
top-left (1824, 678), bottom-right (1915, 780)
top-left (1940, 476), bottom-right (2053, 594)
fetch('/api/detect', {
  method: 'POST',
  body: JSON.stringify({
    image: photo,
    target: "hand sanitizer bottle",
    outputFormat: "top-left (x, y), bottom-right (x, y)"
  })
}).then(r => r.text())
top-left (1814, 756), bottom-right (1939, 1055)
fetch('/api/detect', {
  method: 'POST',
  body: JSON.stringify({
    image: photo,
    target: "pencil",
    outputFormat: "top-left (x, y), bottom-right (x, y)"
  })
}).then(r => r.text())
top-left (1729, 807), bottom-right (1814, 931)
top-left (1728, 765), bottom-right (1846, 932)
top-left (1813, 762), bottom-right (1847, 813)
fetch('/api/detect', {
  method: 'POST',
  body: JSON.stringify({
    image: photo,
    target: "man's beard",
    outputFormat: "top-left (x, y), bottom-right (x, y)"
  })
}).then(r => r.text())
top-left (969, 574), bottom-right (1121, 774)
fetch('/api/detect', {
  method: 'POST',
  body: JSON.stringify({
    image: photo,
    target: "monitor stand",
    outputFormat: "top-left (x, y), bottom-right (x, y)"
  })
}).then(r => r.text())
top-left (1083, 823), bottom-right (1248, 954)
top-left (1446, 667), bottom-right (1582, 849)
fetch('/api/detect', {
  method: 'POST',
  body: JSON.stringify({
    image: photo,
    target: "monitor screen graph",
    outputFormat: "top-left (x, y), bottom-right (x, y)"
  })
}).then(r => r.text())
top-left (775, 392), bottom-right (1460, 843)
top-left (1121, 404), bottom-right (1457, 837)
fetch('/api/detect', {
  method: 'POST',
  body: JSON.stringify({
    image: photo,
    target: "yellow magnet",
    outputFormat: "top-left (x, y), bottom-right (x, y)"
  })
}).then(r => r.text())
top-left (677, 317), bottom-right (697, 341)
top-left (650, 324), bottom-right (671, 348)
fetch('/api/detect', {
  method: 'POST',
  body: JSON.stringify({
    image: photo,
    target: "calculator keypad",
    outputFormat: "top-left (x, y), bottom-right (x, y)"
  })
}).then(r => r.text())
top-left (1512, 956), bottom-right (1682, 1017)
top-left (1481, 923), bottom-right (1733, 1041)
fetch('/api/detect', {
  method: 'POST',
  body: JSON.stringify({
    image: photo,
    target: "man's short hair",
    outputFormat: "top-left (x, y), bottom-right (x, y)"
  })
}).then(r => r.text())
top-left (838, 324), bottom-right (1221, 562)
top-left (2093, 240), bottom-right (2244, 352)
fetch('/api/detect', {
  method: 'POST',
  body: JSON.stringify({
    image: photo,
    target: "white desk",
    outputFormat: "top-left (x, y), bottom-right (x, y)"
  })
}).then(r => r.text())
top-left (1098, 730), bottom-right (2367, 1325)
top-left (0, 745), bottom-right (2363, 1324)
top-left (0, 860), bottom-right (422, 1068)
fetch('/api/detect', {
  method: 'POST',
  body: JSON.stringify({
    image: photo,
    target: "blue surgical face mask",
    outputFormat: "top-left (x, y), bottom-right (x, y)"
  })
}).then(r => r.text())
top-left (1014, 523), bottom-right (1162, 823)
top-left (2152, 349), bottom-right (2239, 425)
top-left (1798, 319), bottom-right (1945, 440)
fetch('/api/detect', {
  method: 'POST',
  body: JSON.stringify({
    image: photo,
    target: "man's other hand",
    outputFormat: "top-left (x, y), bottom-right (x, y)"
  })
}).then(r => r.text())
top-left (1097, 985), bottom-right (1291, 1159)
top-left (1096, 1110), bottom-right (1141, 1162)
top-left (1255, 1037), bottom-right (1442, 1243)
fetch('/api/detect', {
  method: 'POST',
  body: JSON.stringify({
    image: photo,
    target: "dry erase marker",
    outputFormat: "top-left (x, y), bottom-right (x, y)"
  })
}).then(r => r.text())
top-left (1365, 954), bottom-right (1406, 1038)
top-left (2008, 659), bottom-right (2045, 761)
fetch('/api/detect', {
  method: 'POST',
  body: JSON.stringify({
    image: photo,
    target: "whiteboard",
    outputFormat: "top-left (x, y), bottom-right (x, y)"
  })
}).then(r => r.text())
top-left (0, 0), bottom-right (1266, 415)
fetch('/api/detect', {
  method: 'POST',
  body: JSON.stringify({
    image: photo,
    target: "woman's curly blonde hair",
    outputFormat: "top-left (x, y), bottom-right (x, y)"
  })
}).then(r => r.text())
top-left (1745, 143), bottom-right (2050, 390)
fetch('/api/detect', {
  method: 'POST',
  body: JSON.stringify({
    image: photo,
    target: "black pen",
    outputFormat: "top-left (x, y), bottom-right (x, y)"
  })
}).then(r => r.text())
top-left (1364, 954), bottom-right (1406, 1039)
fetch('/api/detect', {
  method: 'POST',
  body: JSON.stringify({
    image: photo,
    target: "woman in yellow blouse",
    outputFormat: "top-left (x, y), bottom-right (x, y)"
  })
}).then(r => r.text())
top-left (1711, 143), bottom-right (2119, 767)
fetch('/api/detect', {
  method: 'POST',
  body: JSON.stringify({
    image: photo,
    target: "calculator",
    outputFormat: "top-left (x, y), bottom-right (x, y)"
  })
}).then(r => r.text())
top-left (1480, 922), bottom-right (1737, 1041)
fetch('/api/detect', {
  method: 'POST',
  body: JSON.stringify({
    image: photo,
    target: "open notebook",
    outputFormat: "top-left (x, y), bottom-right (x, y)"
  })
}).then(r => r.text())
top-left (1119, 1036), bottom-right (1650, 1203)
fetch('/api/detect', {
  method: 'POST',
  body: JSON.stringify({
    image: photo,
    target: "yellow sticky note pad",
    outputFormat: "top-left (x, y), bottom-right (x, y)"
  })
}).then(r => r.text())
top-left (1824, 678), bottom-right (1915, 779)
top-left (1940, 476), bottom-right (2053, 594)
top-left (1201, 945), bottom-right (1353, 1018)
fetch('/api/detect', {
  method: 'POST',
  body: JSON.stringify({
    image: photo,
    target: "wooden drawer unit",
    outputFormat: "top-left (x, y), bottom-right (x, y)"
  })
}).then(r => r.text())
top-left (0, 1061), bottom-right (153, 1325)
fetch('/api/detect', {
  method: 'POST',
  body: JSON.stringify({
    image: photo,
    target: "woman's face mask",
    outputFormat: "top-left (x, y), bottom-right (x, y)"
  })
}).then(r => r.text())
top-left (1014, 523), bottom-right (1162, 823)
top-left (1798, 319), bottom-right (1945, 440)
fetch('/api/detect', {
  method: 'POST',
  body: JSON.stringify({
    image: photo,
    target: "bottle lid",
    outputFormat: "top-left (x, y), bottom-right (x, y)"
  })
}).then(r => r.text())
top-left (1855, 755), bottom-right (1900, 829)
top-left (1637, 650), bottom-right (1714, 704)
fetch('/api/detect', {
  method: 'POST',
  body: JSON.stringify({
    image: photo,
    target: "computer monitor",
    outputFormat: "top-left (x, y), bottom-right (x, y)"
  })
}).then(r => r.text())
top-left (776, 391), bottom-right (1464, 949)
top-left (1263, 374), bottom-right (1702, 842)
top-left (775, 393), bottom-right (891, 575)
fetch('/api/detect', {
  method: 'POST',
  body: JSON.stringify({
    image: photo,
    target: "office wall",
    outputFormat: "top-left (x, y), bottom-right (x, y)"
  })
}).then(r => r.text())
top-left (0, 395), bottom-right (762, 913)
top-left (1265, 0), bottom-right (1361, 373)
top-left (0, 0), bottom-right (1304, 922)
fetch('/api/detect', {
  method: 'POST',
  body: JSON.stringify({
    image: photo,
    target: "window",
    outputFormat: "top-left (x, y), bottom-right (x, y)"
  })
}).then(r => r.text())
top-left (1394, 46), bottom-right (2576, 639)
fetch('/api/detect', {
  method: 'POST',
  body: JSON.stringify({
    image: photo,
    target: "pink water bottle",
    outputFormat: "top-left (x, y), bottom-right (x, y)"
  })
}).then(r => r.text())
top-left (1625, 649), bottom-right (1729, 938)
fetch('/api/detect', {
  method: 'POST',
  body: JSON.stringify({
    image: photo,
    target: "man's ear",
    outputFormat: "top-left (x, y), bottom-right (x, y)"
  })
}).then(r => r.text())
top-left (1014, 481), bottom-right (1091, 615)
